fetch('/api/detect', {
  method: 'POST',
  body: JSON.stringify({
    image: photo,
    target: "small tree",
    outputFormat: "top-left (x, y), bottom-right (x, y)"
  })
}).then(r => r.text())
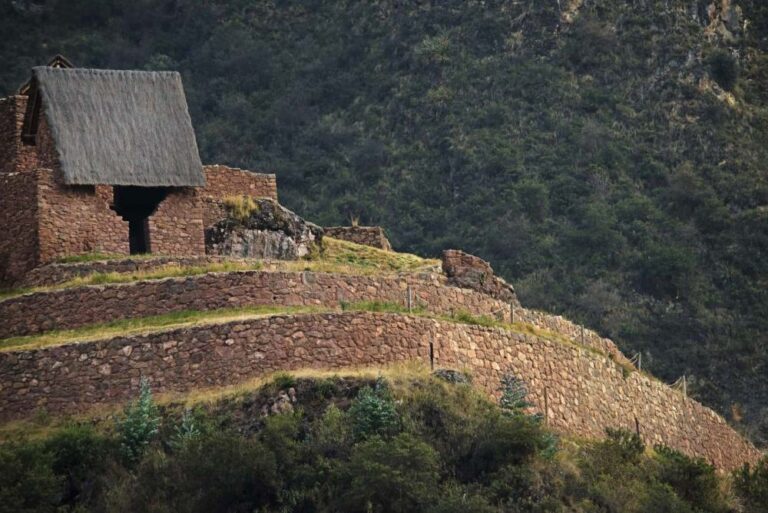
top-left (499, 374), bottom-right (534, 417)
top-left (348, 377), bottom-right (400, 441)
top-left (116, 377), bottom-right (160, 464)
top-left (498, 374), bottom-right (557, 458)
top-left (169, 408), bottom-right (202, 450)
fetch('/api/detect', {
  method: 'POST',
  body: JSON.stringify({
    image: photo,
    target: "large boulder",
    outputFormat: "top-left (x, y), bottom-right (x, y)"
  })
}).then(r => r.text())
top-left (442, 249), bottom-right (519, 305)
top-left (205, 198), bottom-right (323, 259)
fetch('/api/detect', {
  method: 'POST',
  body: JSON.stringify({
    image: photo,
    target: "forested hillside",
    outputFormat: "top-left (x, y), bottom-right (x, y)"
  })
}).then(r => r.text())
top-left (1, 0), bottom-right (767, 441)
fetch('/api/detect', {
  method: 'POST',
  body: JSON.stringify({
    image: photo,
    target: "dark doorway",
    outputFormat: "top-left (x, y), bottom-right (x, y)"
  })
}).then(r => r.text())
top-left (112, 187), bottom-right (170, 254)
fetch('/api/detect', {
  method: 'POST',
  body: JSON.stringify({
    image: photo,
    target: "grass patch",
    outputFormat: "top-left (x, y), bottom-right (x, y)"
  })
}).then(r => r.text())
top-left (0, 238), bottom-right (437, 300)
top-left (61, 261), bottom-right (263, 288)
top-left (0, 305), bottom-right (328, 352)
top-left (294, 237), bottom-right (439, 274)
top-left (55, 252), bottom-right (128, 263)
top-left (340, 300), bottom-right (425, 314)
top-left (223, 195), bottom-right (258, 222)
top-left (0, 286), bottom-right (33, 301)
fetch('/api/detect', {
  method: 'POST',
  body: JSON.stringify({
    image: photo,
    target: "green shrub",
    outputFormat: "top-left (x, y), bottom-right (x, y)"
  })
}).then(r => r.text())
top-left (605, 427), bottom-right (645, 463)
top-left (271, 371), bottom-right (297, 390)
top-left (348, 378), bottom-right (401, 440)
top-left (400, 379), bottom-right (491, 471)
top-left (115, 377), bottom-right (160, 464)
top-left (334, 433), bottom-right (439, 513)
top-left (169, 408), bottom-right (203, 450)
top-left (44, 424), bottom-right (110, 507)
top-left (708, 50), bottom-right (739, 91)
top-left (637, 482), bottom-right (696, 513)
top-left (307, 404), bottom-right (352, 459)
top-left (259, 412), bottom-right (302, 475)
top-left (653, 444), bottom-right (727, 513)
top-left (462, 415), bottom-right (546, 482)
top-left (427, 485), bottom-right (496, 513)
top-left (734, 457), bottom-right (768, 513)
top-left (0, 441), bottom-right (60, 513)
top-left (106, 432), bottom-right (280, 513)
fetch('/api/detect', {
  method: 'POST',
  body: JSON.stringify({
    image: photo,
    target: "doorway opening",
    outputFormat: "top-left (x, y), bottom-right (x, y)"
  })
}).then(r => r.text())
top-left (112, 186), bottom-right (170, 254)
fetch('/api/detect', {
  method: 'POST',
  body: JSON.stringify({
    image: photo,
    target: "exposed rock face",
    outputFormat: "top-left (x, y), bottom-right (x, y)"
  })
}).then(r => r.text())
top-left (432, 369), bottom-right (471, 385)
top-left (205, 198), bottom-right (323, 259)
top-left (702, 0), bottom-right (743, 42)
top-left (442, 249), bottom-right (519, 306)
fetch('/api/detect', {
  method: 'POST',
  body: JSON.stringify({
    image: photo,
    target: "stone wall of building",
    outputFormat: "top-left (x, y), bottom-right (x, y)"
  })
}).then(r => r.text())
top-left (201, 165), bottom-right (278, 228)
top-left (147, 188), bottom-right (205, 256)
top-left (0, 312), bottom-right (760, 470)
top-left (1, 96), bottom-right (281, 283)
top-left (0, 270), bottom-right (631, 368)
top-left (0, 171), bottom-right (39, 284)
top-left (324, 226), bottom-right (393, 250)
top-left (36, 170), bottom-right (129, 265)
top-left (0, 96), bottom-right (40, 176)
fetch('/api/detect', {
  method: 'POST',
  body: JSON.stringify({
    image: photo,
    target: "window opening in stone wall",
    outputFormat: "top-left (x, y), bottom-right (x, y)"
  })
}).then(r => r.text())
top-left (112, 186), bottom-right (170, 255)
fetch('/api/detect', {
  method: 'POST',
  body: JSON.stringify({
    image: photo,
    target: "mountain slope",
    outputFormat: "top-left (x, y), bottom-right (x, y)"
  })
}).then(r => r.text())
top-left (1, 0), bottom-right (767, 441)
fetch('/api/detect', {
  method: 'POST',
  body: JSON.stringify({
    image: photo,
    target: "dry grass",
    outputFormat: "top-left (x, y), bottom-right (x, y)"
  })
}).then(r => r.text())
top-left (163, 360), bottom-right (433, 408)
top-left (282, 237), bottom-right (438, 275)
top-left (0, 305), bottom-right (328, 352)
top-left (223, 195), bottom-right (258, 222)
top-left (0, 238), bottom-right (438, 300)
top-left (62, 261), bottom-right (263, 288)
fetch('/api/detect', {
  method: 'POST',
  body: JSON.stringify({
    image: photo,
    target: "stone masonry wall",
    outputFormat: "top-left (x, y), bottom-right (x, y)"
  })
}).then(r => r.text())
top-left (36, 170), bottom-right (129, 265)
top-left (147, 188), bottom-right (205, 256)
top-left (0, 270), bottom-right (631, 367)
top-left (201, 165), bottom-right (278, 228)
top-left (324, 226), bottom-right (393, 250)
top-left (0, 96), bottom-right (39, 176)
top-left (0, 312), bottom-right (760, 470)
top-left (0, 171), bottom-right (39, 284)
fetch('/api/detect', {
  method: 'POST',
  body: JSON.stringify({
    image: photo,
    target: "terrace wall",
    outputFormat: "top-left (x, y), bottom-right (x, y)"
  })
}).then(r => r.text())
top-left (0, 312), bottom-right (760, 470)
top-left (0, 270), bottom-right (630, 366)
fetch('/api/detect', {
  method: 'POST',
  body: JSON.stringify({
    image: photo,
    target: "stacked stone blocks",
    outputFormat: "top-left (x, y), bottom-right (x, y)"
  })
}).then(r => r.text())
top-left (0, 312), bottom-right (760, 471)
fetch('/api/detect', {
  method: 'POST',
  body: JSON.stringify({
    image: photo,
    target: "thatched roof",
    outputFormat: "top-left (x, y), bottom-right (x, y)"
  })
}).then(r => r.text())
top-left (33, 66), bottom-right (204, 187)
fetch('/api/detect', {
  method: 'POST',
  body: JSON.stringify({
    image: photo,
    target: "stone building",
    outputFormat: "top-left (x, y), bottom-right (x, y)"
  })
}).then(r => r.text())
top-left (0, 57), bottom-right (277, 284)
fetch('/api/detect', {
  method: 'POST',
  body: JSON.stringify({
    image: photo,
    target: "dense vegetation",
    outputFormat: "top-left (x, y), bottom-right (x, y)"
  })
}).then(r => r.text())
top-left (2, 372), bottom-right (768, 513)
top-left (1, 1), bottom-right (767, 440)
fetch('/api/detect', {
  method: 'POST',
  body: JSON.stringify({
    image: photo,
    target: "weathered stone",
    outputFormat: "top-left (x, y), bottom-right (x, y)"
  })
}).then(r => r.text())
top-left (206, 198), bottom-right (323, 260)
top-left (442, 249), bottom-right (519, 305)
top-left (432, 368), bottom-right (471, 384)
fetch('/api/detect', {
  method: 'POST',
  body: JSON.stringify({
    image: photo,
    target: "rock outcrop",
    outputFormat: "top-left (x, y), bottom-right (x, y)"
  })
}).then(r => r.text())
top-left (442, 249), bottom-right (519, 306)
top-left (205, 198), bottom-right (323, 260)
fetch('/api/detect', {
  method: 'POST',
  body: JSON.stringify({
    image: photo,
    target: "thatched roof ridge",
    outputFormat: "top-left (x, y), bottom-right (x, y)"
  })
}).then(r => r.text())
top-left (34, 66), bottom-right (205, 187)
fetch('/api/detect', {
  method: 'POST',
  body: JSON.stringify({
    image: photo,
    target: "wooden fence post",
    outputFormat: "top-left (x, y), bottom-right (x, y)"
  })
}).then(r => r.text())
top-left (407, 285), bottom-right (413, 313)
